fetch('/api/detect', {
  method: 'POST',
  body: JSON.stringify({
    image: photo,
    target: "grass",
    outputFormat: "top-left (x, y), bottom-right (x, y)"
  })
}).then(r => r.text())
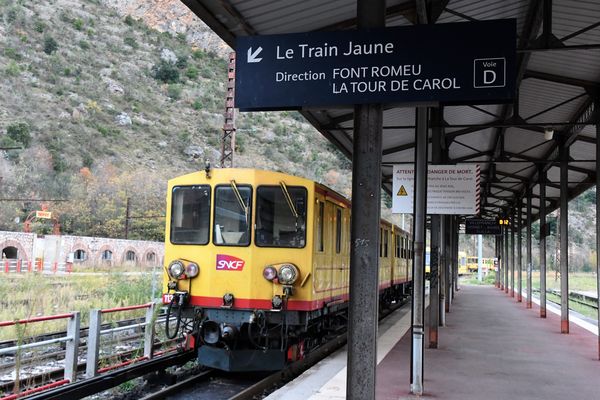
top-left (0, 266), bottom-right (161, 340)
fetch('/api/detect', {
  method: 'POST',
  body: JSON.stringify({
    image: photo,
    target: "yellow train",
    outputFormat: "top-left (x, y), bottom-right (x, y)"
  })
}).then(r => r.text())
top-left (466, 256), bottom-right (495, 273)
top-left (162, 167), bottom-right (412, 371)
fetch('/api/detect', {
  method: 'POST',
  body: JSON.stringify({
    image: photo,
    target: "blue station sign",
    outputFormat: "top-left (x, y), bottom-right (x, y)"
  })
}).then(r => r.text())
top-left (235, 20), bottom-right (516, 110)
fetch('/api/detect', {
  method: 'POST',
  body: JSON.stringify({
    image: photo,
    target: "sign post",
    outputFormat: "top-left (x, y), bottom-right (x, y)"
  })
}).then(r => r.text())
top-left (235, 20), bottom-right (516, 110)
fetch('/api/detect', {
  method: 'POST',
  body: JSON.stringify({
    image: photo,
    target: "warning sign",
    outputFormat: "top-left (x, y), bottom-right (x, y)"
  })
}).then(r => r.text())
top-left (392, 164), bottom-right (480, 215)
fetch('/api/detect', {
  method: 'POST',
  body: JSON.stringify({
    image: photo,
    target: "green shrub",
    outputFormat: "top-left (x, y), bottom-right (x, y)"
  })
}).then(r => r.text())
top-left (191, 99), bottom-right (202, 110)
top-left (176, 56), bottom-right (188, 70)
top-left (82, 152), bottom-right (94, 168)
top-left (43, 36), bottom-right (58, 54)
top-left (185, 66), bottom-right (198, 80)
top-left (151, 60), bottom-right (179, 83)
top-left (5, 61), bottom-right (20, 77)
top-left (72, 18), bottom-right (84, 31)
top-left (192, 49), bottom-right (204, 60)
top-left (4, 47), bottom-right (21, 60)
top-left (34, 20), bottom-right (46, 33)
top-left (167, 84), bottom-right (182, 100)
top-left (124, 36), bottom-right (138, 49)
top-left (78, 40), bottom-right (90, 50)
top-left (124, 15), bottom-right (135, 26)
top-left (7, 122), bottom-right (31, 148)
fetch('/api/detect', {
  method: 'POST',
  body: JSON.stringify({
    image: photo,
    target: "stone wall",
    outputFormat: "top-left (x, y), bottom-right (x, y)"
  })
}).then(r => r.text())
top-left (0, 231), bottom-right (164, 267)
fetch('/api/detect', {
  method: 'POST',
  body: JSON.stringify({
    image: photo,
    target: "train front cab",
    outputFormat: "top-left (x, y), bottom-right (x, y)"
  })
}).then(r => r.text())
top-left (164, 169), bottom-right (318, 371)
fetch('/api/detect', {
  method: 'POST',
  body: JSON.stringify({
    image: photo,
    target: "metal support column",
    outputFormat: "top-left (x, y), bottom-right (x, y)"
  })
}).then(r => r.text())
top-left (540, 169), bottom-right (547, 318)
top-left (500, 232), bottom-right (504, 290)
top-left (527, 187), bottom-right (533, 308)
top-left (440, 215), bottom-right (446, 326)
top-left (595, 95), bottom-right (600, 358)
top-left (495, 235), bottom-right (500, 288)
top-left (511, 213), bottom-right (515, 297)
top-left (410, 106), bottom-right (428, 395)
top-left (346, 3), bottom-right (384, 398)
top-left (517, 199), bottom-right (523, 302)
top-left (559, 143), bottom-right (569, 333)
top-left (505, 223), bottom-right (509, 294)
top-left (454, 221), bottom-right (459, 292)
top-left (445, 215), bottom-right (451, 312)
top-left (429, 107), bottom-right (442, 348)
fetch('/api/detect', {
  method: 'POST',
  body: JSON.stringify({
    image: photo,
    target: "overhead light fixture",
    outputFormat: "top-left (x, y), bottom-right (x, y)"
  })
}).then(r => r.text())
top-left (544, 128), bottom-right (554, 141)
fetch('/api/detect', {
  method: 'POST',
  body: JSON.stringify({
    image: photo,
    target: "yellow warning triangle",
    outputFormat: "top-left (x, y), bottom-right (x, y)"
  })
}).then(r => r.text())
top-left (397, 185), bottom-right (408, 196)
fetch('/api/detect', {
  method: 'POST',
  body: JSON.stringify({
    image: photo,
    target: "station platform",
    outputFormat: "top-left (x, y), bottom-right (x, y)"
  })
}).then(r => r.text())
top-left (266, 285), bottom-right (600, 400)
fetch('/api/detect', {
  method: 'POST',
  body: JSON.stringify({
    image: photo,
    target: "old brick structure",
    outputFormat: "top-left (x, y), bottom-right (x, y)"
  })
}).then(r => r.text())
top-left (0, 231), bottom-right (164, 267)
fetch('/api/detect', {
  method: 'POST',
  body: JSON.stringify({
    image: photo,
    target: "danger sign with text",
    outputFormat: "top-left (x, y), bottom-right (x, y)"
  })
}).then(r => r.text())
top-left (392, 164), bottom-right (480, 215)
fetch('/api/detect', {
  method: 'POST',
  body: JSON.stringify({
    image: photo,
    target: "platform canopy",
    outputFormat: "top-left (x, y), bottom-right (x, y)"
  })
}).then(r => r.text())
top-left (182, 0), bottom-right (600, 220)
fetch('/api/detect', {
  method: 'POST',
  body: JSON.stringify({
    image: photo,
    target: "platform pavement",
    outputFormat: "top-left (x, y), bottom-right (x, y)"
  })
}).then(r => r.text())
top-left (377, 285), bottom-right (600, 399)
top-left (266, 285), bottom-right (600, 400)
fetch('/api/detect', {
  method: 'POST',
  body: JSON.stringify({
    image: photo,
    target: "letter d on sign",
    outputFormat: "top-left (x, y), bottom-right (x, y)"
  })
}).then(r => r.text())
top-left (484, 70), bottom-right (496, 84)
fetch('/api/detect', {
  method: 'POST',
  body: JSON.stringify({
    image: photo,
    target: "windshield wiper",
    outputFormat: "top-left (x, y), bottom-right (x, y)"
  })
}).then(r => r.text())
top-left (279, 181), bottom-right (299, 220)
top-left (230, 180), bottom-right (249, 225)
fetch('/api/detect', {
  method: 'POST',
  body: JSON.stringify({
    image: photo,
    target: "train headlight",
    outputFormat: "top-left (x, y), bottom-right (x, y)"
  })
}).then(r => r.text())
top-left (168, 260), bottom-right (185, 279)
top-left (185, 262), bottom-right (200, 278)
top-left (277, 264), bottom-right (299, 285)
top-left (263, 266), bottom-right (278, 281)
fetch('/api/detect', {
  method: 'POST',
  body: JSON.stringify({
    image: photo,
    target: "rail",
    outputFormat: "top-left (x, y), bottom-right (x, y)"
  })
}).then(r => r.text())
top-left (0, 304), bottom-right (166, 400)
top-left (85, 302), bottom-right (156, 378)
top-left (0, 312), bottom-right (80, 391)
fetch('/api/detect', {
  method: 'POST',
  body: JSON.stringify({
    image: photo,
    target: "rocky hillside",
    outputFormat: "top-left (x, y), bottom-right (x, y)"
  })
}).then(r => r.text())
top-left (0, 0), bottom-right (352, 240)
top-left (103, 0), bottom-right (229, 56)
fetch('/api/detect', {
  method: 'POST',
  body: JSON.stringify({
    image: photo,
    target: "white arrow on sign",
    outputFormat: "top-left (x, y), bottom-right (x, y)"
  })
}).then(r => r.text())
top-left (247, 47), bottom-right (263, 63)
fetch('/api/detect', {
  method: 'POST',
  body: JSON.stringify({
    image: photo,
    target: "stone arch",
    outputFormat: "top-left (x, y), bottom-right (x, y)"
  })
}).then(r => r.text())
top-left (142, 248), bottom-right (160, 267)
top-left (0, 239), bottom-right (30, 261)
top-left (97, 244), bottom-right (114, 266)
top-left (121, 246), bottom-right (139, 265)
top-left (70, 242), bottom-right (90, 263)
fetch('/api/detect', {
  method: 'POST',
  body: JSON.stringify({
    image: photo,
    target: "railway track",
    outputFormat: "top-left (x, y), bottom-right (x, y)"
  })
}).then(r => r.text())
top-left (2, 297), bottom-right (408, 399)
top-left (135, 298), bottom-right (409, 400)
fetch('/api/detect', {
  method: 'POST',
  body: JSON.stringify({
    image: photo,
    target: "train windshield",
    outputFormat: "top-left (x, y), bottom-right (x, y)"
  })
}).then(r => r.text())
top-left (256, 185), bottom-right (307, 248)
top-left (170, 185), bottom-right (211, 245)
top-left (213, 184), bottom-right (252, 246)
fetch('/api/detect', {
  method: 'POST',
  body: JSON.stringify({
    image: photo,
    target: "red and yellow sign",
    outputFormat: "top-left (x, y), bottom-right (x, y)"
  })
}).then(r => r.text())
top-left (35, 211), bottom-right (52, 219)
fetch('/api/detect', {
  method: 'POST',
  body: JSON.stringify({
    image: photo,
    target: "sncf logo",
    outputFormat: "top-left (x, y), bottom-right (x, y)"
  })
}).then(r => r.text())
top-left (216, 254), bottom-right (245, 271)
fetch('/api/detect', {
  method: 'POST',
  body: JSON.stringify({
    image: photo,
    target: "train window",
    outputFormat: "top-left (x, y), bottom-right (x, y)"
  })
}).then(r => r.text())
top-left (171, 185), bottom-right (211, 245)
top-left (256, 186), bottom-right (307, 248)
top-left (395, 234), bottom-right (400, 258)
top-left (335, 208), bottom-right (342, 254)
top-left (214, 184), bottom-right (252, 246)
top-left (384, 230), bottom-right (389, 258)
top-left (317, 201), bottom-right (324, 252)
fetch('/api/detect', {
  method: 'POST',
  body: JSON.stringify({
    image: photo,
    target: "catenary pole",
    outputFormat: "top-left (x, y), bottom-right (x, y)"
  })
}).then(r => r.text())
top-left (346, 1), bottom-right (384, 398)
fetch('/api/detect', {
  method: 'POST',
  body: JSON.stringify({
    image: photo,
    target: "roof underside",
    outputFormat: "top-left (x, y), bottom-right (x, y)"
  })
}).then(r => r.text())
top-left (182, 0), bottom-right (600, 222)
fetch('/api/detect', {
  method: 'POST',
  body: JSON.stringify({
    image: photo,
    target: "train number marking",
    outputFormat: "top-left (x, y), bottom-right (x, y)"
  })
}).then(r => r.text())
top-left (216, 254), bottom-right (246, 271)
top-left (162, 294), bottom-right (174, 304)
